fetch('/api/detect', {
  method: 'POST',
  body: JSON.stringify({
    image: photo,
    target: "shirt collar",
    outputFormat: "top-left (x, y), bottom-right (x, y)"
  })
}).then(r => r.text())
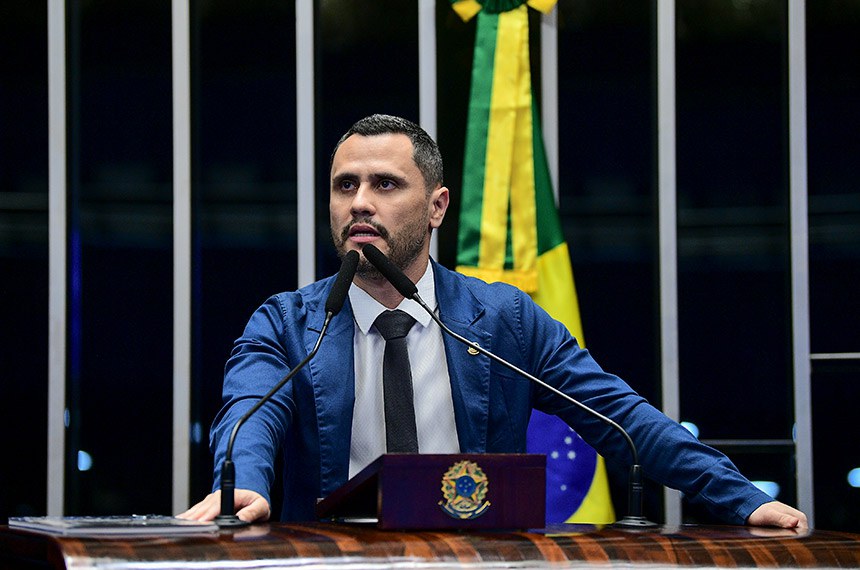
top-left (349, 259), bottom-right (436, 334)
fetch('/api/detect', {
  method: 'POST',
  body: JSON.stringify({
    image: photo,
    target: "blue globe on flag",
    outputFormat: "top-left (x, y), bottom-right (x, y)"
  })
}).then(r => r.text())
top-left (527, 409), bottom-right (605, 523)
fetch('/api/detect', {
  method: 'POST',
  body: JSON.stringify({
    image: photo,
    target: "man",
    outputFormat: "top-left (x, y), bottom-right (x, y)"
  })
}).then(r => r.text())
top-left (180, 114), bottom-right (807, 529)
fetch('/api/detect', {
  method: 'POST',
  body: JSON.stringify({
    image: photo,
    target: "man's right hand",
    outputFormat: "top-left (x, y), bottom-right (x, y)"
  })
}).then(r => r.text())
top-left (177, 489), bottom-right (271, 523)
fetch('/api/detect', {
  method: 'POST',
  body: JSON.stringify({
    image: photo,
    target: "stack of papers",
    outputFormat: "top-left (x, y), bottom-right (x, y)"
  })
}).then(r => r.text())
top-left (9, 515), bottom-right (218, 537)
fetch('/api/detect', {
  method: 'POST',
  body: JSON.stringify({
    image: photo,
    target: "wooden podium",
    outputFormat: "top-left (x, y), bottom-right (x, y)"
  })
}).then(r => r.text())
top-left (5, 454), bottom-right (860, 568)
top-left (3, 522), bottom-right (860, 569)
top-left (315, 453), bottom-right (546, 529)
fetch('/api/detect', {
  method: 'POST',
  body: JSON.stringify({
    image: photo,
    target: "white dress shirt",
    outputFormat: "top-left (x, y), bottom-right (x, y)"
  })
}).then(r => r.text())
top-left (348, 260), bottom-right (460, 477)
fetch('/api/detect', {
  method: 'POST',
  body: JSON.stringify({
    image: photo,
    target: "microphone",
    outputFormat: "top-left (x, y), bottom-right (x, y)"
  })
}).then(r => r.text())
top-left (214, 250), bottom-right (359, 527)
top-left (361, 243), bottom-right (656, 528)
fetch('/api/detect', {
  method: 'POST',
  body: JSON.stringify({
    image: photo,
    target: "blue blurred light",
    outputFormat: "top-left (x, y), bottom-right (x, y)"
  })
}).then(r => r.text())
top-left (680, 421), bottom-right (700, 439)
top-left (191, 422), bottom-right (204, 444)
top-left (752, 480), bottom-right (780, 499)
top-left (77, 450), bottom-right (93, 472)
top-left (848, 468), bottom-right (860, 488)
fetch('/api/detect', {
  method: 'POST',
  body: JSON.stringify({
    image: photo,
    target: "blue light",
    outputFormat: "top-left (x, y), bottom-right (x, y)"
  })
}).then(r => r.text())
top-left (848, 468), bottom-right (860, 488)
top-left (752, 480), bottom-right (780, 499)
top-left (191, 422), bottom-right (204, 444)
top-left (680, 421), bottom-right (700, 439)
top-left (77, 450), bottom-right (93, 472)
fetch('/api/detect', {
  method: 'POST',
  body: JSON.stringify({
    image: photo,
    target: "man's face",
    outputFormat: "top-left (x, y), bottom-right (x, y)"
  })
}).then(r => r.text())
top-left (329, 133), bottom-right (447, 279)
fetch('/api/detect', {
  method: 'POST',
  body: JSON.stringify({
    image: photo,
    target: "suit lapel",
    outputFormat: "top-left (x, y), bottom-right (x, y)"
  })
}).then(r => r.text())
top-left (434, 262), bottom-right (492, 453)
top-left (305, 295), bottom-right (355, 495)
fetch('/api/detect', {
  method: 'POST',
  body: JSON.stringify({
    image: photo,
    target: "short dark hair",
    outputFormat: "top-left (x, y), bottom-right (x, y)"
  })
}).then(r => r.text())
top-left (331, 114), bottom-right (444, 191)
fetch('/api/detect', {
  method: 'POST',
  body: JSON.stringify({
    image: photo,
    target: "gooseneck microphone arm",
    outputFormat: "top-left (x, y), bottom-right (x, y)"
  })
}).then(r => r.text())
top-left (214, 317), bottom-right (330, 528)
top-left (214, 250), bottom-right (359, 527)
top-left (361, 244), bottom-right (655, 528)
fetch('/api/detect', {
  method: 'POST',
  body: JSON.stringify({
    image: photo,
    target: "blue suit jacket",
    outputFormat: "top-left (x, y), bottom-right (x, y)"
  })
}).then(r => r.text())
top-left (211, 260), bottom-right (771, 523)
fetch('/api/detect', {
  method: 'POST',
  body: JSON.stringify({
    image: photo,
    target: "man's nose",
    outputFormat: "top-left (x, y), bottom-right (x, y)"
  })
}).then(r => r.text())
top-left (349, 184), bottom-right (376, 216)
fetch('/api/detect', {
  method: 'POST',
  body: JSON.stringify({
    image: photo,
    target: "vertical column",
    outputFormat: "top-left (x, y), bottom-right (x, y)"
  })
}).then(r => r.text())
top-left (172, 0), bottom-right (192, 514)
top-left (788, 0), bottom-right (813, 525)
top-left (658, 0), bottom-right (682, 526)
top-left (47, 0), bottom-right (67, 517)
top-left (296, 0), bottom-right (315, 287)
top-left (419, 0), bottom-right (438, 257)
top-left (418, 0), bottom-right (437, 138)
top-left (541, 7), bottom-right (559, 201)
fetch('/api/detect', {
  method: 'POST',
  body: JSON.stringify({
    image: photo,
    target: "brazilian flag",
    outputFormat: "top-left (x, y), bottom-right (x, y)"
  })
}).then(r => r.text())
top-left (452, 0), bottom-right (615, 524)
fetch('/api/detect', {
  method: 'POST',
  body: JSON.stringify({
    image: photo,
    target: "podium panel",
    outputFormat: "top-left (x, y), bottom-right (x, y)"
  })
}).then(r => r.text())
top-left (316, 453), bottom-right (546, 529)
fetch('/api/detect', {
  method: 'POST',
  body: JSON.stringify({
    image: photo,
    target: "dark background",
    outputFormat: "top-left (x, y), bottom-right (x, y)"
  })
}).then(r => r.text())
top-left (1, 0), bottom-right (857, 530)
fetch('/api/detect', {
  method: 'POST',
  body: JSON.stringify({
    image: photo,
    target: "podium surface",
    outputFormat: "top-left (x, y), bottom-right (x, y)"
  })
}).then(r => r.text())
top-left (3, 522), bottom-right (860, 569)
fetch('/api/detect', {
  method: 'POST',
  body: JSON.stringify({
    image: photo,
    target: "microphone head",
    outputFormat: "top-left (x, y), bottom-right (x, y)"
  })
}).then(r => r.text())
top-left (325, 250), bottom-right (359, 315)
top-left (361, 244), bottom-right (418, 298)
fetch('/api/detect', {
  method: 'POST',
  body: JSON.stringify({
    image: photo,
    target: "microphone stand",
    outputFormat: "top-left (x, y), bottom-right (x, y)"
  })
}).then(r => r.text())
top-left (360, 244), bottom-right (655, 527)
top-left (214, 250), bottom-right (358, 527)
top-left (214, 314), bottom-right (334, 527)
top-left (412, 295), bottom-right (656, 528)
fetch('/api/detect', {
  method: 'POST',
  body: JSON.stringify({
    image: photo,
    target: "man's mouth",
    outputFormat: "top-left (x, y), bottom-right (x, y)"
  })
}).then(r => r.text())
top-left (343, 221), bottom-right (388, 243)
top-left (349, 225), bottom-right (380, 238)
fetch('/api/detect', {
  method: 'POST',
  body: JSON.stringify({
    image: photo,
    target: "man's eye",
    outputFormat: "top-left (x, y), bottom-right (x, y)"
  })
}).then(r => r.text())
top-left (339, 180), bottom-right (356, 191)
top-left (379, 180), bottom-right (396, 190)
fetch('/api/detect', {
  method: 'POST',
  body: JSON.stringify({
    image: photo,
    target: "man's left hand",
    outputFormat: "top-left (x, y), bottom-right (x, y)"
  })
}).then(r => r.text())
top-left (747, 501), bottom-right (808, 529)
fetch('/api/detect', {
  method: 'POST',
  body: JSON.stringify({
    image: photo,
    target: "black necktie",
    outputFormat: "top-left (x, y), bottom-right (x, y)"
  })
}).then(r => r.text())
top-left (374, 309), bottom-right (418, 453)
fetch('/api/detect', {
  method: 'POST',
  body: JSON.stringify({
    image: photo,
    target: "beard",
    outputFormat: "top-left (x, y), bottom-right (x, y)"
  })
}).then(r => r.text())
top-left (332, 215), bottom-right (428, 281)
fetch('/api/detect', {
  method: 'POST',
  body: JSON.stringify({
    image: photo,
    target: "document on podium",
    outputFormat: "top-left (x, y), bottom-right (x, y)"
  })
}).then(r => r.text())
top-left (9, 515), bottom-right (218, 536)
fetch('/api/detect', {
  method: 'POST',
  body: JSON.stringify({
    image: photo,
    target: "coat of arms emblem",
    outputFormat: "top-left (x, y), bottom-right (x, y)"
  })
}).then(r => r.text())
top-left (438, 460), bottom-right (491, 519)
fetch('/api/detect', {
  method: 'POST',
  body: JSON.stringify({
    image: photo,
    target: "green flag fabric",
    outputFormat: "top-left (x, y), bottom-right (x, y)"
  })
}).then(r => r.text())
top-left (452, 0), bottom-right (615, 524)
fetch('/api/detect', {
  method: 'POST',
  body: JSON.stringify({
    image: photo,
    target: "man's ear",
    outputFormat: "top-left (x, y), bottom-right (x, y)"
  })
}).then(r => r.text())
top-left (429, 186), bottom-right (449, 229)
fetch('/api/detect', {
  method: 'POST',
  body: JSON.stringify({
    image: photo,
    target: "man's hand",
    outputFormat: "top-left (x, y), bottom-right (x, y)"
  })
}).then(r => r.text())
top-left (747, 500), bottom-right (808, 530)
top-left (177, 489), bottom-right (271, 523)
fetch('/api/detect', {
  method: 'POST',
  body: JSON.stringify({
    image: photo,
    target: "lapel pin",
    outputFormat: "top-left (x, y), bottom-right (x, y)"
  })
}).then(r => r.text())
top-left (467, 343), bottom-right (480, 356)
